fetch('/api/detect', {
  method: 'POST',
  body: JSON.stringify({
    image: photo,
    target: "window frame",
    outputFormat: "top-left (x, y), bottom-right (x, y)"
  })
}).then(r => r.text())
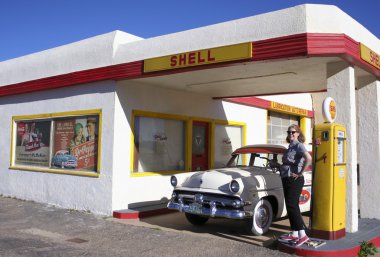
top-left (267, 111), bottom-right (300, 145)
top-left (130, 110), bottom-right (246, 177)
top-left (131, 111), bottom-right (188, 175)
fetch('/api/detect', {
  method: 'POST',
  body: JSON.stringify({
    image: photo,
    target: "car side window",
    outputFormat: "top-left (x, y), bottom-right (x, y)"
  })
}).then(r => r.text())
top-left (253, 153), bottom-right (268, 167)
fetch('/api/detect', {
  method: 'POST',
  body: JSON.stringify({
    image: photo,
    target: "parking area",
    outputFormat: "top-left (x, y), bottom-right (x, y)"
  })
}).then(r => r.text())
top-left (112, 211), bottom-right (311, 247)
top-left (0, 196), bottom-right (293, 257)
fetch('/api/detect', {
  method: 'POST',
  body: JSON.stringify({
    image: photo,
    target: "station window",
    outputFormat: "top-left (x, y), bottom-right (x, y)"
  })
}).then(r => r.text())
top-left (133, 115), bottom-right (186, 173)
top-left (214, 124), bottom-right (243, 168)
top-left (11, 110), bottom-right (101, 176)
top-left (267, 111), bottom-right (299, 144)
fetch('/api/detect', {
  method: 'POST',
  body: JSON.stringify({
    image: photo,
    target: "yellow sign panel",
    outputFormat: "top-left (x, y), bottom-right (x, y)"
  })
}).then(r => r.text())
top-left (360, 43), bottom-right (380, 70)
top-left (144, 43), bottom-right (252, 73)
top-left (329, 100), bottom-right (336, 120)
top-left (270, 102), bottom-right (308, 116)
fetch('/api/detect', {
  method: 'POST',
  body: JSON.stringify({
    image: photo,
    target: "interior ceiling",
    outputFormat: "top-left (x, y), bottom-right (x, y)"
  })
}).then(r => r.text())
top-left (130, 57), bottom-right (369, 98)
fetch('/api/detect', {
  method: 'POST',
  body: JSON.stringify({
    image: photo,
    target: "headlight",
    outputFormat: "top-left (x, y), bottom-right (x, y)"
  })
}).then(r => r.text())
top-left (230, 180), bottom-right (240, 193)
top-left (170, 176), bottom-right (178, 187)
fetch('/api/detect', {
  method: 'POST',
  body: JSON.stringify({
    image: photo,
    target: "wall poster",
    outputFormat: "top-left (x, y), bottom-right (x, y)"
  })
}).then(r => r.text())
top-left (13, 113), bottom-right (100, 173)
top-left (52, 116), bottom-right (99, 171)
top-left (15, 120), bottom-right (51, 167)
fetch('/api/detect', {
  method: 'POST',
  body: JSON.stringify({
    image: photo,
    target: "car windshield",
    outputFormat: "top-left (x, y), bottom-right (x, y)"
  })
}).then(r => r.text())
top-left (226, 152), bottom-right (283, 168)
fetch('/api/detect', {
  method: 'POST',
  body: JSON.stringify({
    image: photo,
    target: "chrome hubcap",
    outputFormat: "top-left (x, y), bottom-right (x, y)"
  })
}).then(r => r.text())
top-left (254, 206), bottom-right (269, 228)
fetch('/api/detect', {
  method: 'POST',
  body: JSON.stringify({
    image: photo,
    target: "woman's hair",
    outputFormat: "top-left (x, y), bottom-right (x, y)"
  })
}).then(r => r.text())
top-left (74, 123), bottom-right (83, 135)
top-left (286, 124), bottom-right (306, 143)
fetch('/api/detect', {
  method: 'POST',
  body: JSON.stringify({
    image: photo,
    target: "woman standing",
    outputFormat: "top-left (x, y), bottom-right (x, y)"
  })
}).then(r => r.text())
top-left (279, 124), bottom-right (312, 247)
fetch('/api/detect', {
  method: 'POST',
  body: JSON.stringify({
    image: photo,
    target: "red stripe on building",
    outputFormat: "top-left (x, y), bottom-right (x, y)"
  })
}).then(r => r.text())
top-left (224, 97), bottom-right (271, 109)
top-left (1, 33), bottom-right (380, 97)
top-left (0, 61), bottom-right (143, 97)
top-left (225, 97), bottom-right (314, 118)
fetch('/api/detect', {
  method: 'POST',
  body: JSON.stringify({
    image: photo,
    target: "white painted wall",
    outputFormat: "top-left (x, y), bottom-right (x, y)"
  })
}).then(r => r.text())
top-left (0, 31), bottom-right (142, 86)
top-left (326, 62), bottom-right (358, 232)
top-left (0, 81), bottom-right (116, 215)
top-left (111, 81), bottom-right (268, 210)
top-left (358, 80), bottom-right (380, 219)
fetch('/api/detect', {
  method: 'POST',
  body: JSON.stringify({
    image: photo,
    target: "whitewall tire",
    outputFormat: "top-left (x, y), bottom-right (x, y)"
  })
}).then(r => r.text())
top-left (245, 198), bottom-right (273, 236)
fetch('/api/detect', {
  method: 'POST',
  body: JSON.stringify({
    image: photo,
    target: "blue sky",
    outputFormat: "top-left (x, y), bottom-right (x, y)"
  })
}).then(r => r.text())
top-left (1, 0), bottom-right (379, 62)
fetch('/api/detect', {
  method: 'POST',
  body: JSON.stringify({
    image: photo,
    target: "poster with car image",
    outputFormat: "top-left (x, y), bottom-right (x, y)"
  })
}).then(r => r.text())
top-left (15, 121), bottom-right (51, 167)
top-left (52, 116), bottom-right (98, 171)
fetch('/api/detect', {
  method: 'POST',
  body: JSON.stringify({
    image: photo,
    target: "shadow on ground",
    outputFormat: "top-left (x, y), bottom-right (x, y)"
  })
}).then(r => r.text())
top-left (112, 211), bottom-right (311, 249)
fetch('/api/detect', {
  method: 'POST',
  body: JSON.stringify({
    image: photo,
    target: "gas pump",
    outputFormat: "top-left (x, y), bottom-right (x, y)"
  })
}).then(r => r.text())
top-left (311, 97), bottom-right (346, 240)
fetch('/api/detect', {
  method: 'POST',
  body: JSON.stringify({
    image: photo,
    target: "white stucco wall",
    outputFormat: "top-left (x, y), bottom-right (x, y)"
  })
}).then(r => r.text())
top-left (358, 80), bottom-right (380, 219)
top-left (0, 81), bottom-right (116, 215)
top-left (111, 81), bottom-right (268, 210)
top-left (0, 31), bottom-right (142, 86)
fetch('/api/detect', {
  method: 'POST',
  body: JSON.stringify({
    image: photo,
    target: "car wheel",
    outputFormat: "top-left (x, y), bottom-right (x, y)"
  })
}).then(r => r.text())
top-left (245, 198), bottom-right (273, 236)
top-left (185, 213), bottom-right (209, 226)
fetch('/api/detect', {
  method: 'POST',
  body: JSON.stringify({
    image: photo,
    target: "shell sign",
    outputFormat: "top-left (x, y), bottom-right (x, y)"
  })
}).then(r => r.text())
top-left (322, 97), bottom-right (337, 123)
top-left (329, 100), bottom-right (336, 120)
top-left (144, 43), bottom-right (252, 73)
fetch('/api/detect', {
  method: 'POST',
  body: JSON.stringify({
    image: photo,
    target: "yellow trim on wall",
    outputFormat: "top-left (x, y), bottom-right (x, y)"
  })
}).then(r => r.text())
top-left (9, 166), bottom-right (100, 177)
top-left (265, 110), bottom-right (268, 143)
top-left (209, 122), bottom-right (215, 169)
top-left (130, 113), bottom-right (136, 172)
top-left (131, 110), bottom-right (246, 177)
top-left (10, 109), bottom-right (102, 177)
top-left (300, 117), bottom-right (307, 141)
top-left (13, 109), bottom-right (102, 120)
top-left (186, 119), bottom-right (193, 172)
top-left (132, 110), bottom-right (189, 121)
top-left (130, 170), bottom-right (188, 177)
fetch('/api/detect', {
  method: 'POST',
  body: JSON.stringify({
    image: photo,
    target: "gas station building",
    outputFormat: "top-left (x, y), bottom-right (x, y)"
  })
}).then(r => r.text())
top-left (0, 4), bottom-right (380, 236)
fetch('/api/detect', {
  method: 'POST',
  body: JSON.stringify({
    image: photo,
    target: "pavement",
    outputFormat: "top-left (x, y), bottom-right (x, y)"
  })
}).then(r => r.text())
top-left (2, 196), bottom-right (380, 257)
top-left (0, 196), bottom-right (293, 257)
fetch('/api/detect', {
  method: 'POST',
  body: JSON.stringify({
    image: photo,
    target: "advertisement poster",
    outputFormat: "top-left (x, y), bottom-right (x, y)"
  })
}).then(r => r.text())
top-left (52, 116), bottom-right (98, 171)
top-left (15, 121), bottom-right (51, 167)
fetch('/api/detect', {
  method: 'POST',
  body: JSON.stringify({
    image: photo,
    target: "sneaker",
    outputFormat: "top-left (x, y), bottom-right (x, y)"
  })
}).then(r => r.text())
top-left (279, 233), bottom-right (299, 241)
top-left (293, 235), bottom-right (309, 247)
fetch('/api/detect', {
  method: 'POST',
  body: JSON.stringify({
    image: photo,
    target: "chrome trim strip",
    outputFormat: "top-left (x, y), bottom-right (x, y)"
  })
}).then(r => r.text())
top-left (167, 202), bottom-right (253, 219)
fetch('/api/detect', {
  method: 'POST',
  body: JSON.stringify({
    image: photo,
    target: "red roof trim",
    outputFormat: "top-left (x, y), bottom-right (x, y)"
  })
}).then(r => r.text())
top-left (0, 61), bottom-right (143, 97)
top-left (1, 33), bottom-right (379, 97)
top-left (224, 97), bottom-right (271, 109)
top-left (224, 97), bottom-right (314, 118)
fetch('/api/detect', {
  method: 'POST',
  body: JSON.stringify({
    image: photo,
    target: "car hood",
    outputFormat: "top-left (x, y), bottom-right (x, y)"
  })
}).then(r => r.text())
top-left (180, 168), bottom-right (253, 193)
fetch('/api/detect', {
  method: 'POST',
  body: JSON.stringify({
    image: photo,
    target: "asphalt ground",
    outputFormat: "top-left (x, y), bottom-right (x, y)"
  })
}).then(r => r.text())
top-left (0, 196), bottom-right (293, 257)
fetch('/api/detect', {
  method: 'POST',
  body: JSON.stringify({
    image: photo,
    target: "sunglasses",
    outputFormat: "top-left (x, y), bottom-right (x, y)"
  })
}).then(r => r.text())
top-left (287, 131), bottom-right (297, 135)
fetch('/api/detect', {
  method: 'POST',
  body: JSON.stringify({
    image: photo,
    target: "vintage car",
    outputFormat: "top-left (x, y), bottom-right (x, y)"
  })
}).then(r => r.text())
top-left (167, 144), bottom-right (312, 235)
top-left (51, 150), bottom-right (78, 169)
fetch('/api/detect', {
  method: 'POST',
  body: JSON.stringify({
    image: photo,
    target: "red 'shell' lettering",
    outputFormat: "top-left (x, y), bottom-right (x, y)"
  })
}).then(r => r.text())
top-left (370, 51), bottom-right (380, 67)
top-left (169, 50), bottom-right (216, 67)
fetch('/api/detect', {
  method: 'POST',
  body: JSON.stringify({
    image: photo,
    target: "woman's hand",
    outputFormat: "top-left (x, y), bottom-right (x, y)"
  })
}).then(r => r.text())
top-left (292, 172), bottom-right (303, 180)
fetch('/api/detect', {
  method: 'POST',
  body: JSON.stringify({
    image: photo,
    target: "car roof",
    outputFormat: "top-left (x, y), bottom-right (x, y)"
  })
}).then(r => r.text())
top-left (232, 144), bottom-right (287, 154)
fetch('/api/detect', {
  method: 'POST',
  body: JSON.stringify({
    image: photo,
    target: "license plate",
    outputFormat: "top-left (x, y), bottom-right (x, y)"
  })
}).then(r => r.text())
top-left (188, 203), bottom-right (202, 214)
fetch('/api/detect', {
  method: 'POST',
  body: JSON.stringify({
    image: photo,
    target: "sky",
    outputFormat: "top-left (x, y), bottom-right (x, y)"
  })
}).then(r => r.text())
top-left (1, 0), bottom-right (379, 62)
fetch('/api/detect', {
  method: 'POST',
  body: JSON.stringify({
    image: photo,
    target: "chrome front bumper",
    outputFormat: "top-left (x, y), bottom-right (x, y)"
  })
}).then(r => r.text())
top-left (167, 196), bottom-right (253, 219)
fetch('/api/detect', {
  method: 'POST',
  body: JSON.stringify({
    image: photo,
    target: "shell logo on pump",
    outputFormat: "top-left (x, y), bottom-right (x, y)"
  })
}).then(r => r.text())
top-left (329, 101), bottom-right (336, 120)
top-left (299, 189), bottom-right (311, 205)
top-left (322, 97), bottom-right (337, 123)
